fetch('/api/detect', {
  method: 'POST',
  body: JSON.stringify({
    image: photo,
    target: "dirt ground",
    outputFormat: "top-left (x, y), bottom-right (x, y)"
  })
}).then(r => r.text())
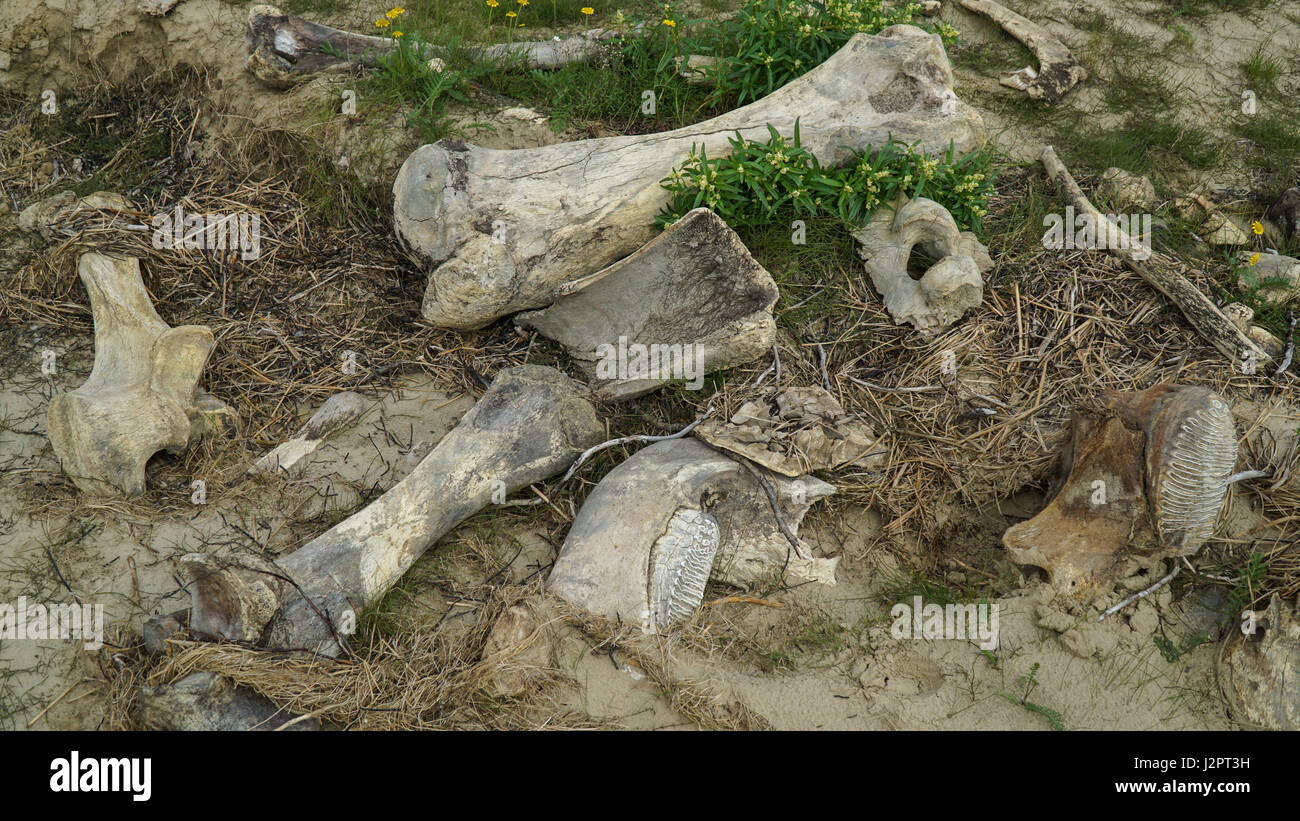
top-left (1, 0), bottom-right (1297, 730)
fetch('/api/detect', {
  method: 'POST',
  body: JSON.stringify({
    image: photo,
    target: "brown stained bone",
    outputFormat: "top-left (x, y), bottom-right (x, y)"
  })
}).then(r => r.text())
top-left (248, 390), bottom-right (367, 476)
top-left (395, 25), bottom-right (985, 330)
top-left (246, 4), bottom-right (626, 88)
top-left (46, 253), bottom-right (221, 497)
top-left (958, 0), bottom-right (1086, 102)
top-left (178, 365), bottom-right (602, 656)
top-left (515, 208), bottom-right (778, 401)
top-left (1004, 384), bottom-right (1237, 599)
top-left (1220, 594), bottom-right (1300, 730)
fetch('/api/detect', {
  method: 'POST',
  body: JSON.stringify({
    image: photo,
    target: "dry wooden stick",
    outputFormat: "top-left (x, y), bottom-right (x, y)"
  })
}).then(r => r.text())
top-left (1039, 145), bottom-right (1272, 366)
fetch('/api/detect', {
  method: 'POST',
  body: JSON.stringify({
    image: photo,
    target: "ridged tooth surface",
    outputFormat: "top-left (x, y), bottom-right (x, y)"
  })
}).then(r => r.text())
top-left (1152, 394), bottom-right (1236, 552)
top-left (649, 508), bottom-right (720, 631)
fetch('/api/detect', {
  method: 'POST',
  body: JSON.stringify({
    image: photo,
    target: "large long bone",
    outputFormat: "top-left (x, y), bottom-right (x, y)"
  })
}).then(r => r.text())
top-left (46, 253), bottom-right (220, 496)
top-left (178, 365), bottom-right (603, 656)
top-left (246, 5), bottom-right (628, 88)
top-left (394, 24), bottom-right (985, 330)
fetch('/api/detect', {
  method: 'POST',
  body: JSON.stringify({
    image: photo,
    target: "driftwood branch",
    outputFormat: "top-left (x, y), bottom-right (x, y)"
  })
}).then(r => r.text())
top-left (1039, 145), bottom-right (1271, 366)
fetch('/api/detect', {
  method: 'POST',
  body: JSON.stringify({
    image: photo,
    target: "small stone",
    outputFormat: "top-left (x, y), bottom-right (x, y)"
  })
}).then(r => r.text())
top-left (1099, 167), bottom-right (1155, 210)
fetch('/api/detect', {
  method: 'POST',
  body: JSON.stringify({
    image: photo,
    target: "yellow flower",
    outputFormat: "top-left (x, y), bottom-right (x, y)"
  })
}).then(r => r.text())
top-left (662, 18), bottom-right (675, 26)
top-left (386, 7), bottom-right (405, 18)
top-left (1252, 220), bottom-right (1264, 235)
top-left (518, 0), bottom-right (528, 4)
top-left (375, 18), bottom-right (390, 27)
top-left (393, 30), bottom-right (403, 36)
top-left (506, 10), bottom-right (516, 16)
top-left (581, 6), bottom-right (594, 13)
top-left (1249, 252), bottom-right (1260, 266)
top-left (487, 0), bottom-right (499, 6)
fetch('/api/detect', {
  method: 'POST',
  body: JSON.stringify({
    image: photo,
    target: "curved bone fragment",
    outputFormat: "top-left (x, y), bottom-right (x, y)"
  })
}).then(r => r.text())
top-left (46, 253), bottom-right (217, 496)
top-left (249, 390), bottom-right (366, 476)
top-left (958, 0), bottom-right (1086, 102)
top-left (180, 365), bottom-right (602, 655)
top-left (854, 196), bottom-right (993, 337)
top-left (1003, 384), bottom-right (1237, 599)
top-left (1221, 594), bottom-right (1300, 730)
top-left (246, 4), bottom-right (626, 88)
top-left (515, 208), bottom-right (778, 401)
top-left (547, 438), bottom-right (836, 633)
top-left (395, 25), bottom-right (985, 330)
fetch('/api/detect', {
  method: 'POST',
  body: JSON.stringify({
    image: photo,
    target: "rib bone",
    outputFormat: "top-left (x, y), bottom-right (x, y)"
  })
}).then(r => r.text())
top-left (958, 0), bottom-right (1086, 102)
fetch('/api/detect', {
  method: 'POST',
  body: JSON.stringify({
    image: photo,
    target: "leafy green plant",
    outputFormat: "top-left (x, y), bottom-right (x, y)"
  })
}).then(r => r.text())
top-left (656, 121), bottom-right (992, 234)
top-left (1001, 662), bottom-right (1065, 730)
top-left (1154, 630), bottom-right (1209, 662)
top-left (1227, 551), bottom-right (1270, 615)
top-left (691, 0), bottom-right (960, 104)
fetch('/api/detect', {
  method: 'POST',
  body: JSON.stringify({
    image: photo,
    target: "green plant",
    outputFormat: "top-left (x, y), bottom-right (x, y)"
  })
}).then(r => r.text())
top-left (656, 122), bottom-right (993, 235)
top-left (1001, 662), bottom-right (1065, 730)
top-left (1154, 630), bottom-right (1209, 662)
top-left (692, 0), bottom-right (959, 104)
top-left (1227, 551), bottom-right (1269, 615)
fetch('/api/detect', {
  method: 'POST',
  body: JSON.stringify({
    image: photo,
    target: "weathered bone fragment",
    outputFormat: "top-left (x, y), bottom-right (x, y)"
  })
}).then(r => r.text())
top-left (249, 390), bottom-right (366, 476)
top-left (1098, 167), bottom-right (1155, 211)
top-left (515, 208), bottom-right (777, 401)
top-left (1266, 187), bottom-right (1300, 241)
top-left (1221, 593), bottom-right (1300, 730)
top-left (1221, 302), bottom-right (1285, 358)
top-left (548, 438), bottom-right (836, 632)
top-left (1004, 384), bottom-right (1237, 598)
top-left (1040, 146), bottom-right (1273, 367)
top-left (958, 0), bottom-right (1086, 102)
top-left (695, 386), bottom-right (885, 476)
top-left (853, 196), bottom-right (992, 337)
top-left (246, 5), bottom-right (625, 88)
top-left (139, 672), bottom-right (319, 731)
top-left (46, 253), bottom-right (221, 497)
top-left (395, 25), bottom-right (985, 329)
top-left (180, 365), bottom-right (602, 655)
top-left (17, 190), bottom-right (136, 239)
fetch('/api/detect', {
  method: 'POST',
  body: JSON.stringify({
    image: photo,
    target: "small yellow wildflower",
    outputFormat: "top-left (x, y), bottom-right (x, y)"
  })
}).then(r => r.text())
top-left (393, 30), bottom-right (403, 37)
top-left (581, 6), bottom-right (594, 13)
top-left (1252, 220), bottom-right (1264, 235)
top-left (375, 18), bottom-right (390, 27)
top-left (386, 7), bottom-right (405, 18)
top-left (662, 18), bottom-right (676, 26)
top-left (487, 0), bottom-right (499, 6)
top-left (506, 10), bottom-right (516, 16)
top-left (518, 0), bottom-right (528, 5)
top-left (1249, 252), bottom-right (1260, 266)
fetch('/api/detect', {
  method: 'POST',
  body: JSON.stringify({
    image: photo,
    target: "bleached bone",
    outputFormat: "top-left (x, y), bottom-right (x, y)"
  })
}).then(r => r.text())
top-left (1221, 593), bottom-right (1300, 730)
top-left (179, 365), bottom-right (602, 656)
top-left (1004, 384), bottom-right (1237, 600)
top-left (548, 437), bottom-right (836, 633)
top-left (395, 25), bottom-right (985, 330)
top-left (248, 390), bottom-right (366, 476)
top-left (853, 196), bottom-right (993, 337)
top-left (515, 208), bottom-right (778, 401)
top-left (246, 4), bottom-right (626, 88)
top-left (46, 253), bottom-right (219, 497)
top-left (958, 0), bottom-right (1086, 102)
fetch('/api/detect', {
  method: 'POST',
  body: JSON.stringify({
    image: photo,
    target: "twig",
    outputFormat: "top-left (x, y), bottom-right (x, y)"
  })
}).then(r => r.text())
top-left (561, 406), bottom-right (713, 482)
top-left (1096, 564), bottom-right (1179, 622)
top-left (1276, 311), bottom-right (1296, 377)
top-left (817, 342), bottom-right (831, 392)
top-left (843, 373), bottom-right (943, 393)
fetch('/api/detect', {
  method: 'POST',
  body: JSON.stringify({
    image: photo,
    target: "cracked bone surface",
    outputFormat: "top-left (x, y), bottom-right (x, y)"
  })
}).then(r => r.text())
top-left (46, 253), bottom-right (219, 497)
top-left (548, 438), bottom-right (836, 633)
top-left (248, 390), bottom-right (366, 476)
top-left (853, 196), bottom-right (993, 337)
top-left (1003, 384), bottom-right (1237, 599)
top-left (1221, 593), bottom-right (1300, 730)
top-left (179, 365), bottom-right (602, 655)
top-left (515, 208), bottom-right (778, 401)
top-left (246, 5), bottom-right (625, 88)
top-left (394, 25), bottom-right (985, 330)
top-left (958, 0), bottom-right (1086, 102)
